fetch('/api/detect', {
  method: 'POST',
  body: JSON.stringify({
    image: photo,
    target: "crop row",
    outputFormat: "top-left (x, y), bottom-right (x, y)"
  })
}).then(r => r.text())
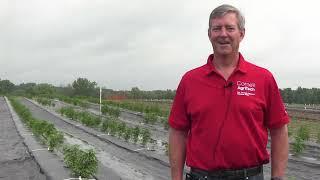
top-left (57, 95), bottom-right (89, 108)
top-left (59, 107), bottom-right (101, 128)
top-left (9, 97), bottom-right (98, 178)
top-left (57, 97), bottom-right (170, 129)
top-left (104, 100), bottom-right (169, 116)
top-left (101, 100), bottom-right (170, 129)
top-left (101, 105), bottom-right (120, 117)
top-left (58, 106), bottom-right (152, 146)
top-left (35, 97), bottom-right (55, 107)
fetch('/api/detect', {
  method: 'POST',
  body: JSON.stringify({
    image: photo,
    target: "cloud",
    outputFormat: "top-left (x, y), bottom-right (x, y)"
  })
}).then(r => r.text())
top-left (1, 0), bottom-right (320, 90)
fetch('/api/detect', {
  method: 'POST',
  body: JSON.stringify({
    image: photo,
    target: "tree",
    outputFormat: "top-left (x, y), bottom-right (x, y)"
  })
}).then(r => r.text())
top-left (130, 87), bottom-right (142, 99)
top-left (30, 83), bottom-right (56, 97)
top-left (0, 79), bottom-right (15, 94)
top-left (72, 78), bottom-right (97, 97)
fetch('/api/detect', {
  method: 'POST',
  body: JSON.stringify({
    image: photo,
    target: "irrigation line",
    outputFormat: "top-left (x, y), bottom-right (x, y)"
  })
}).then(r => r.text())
top-left (31, 148), bottom-right (48, 152)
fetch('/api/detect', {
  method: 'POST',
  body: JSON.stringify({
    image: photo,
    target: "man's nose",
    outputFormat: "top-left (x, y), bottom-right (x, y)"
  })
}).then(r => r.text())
top-left (219, 28), bottom-right (228, 36)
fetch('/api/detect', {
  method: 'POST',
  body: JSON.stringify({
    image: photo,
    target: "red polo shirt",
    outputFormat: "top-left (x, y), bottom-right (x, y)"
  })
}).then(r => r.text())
top-left (169, 53), bottom-right (289, 170)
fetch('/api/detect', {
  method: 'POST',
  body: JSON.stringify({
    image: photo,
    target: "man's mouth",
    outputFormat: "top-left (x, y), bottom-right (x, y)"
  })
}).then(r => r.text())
top-left (218, 41), bottom-right (230, 45)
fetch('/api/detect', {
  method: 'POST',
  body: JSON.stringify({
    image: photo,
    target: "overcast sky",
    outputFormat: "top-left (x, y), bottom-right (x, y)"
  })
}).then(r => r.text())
top-left (1, 0), bottom-right (319, 90)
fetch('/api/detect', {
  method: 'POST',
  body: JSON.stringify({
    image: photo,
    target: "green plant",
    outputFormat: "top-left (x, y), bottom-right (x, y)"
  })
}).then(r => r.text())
top-left (141, 129), bottom-right (151, 146)
top-left (35, 97), bottom-right (55, 107)
top-left (101, 105), bottom-right (120, 117)
top-left (109, 120), bottom-right (118, 136)
top-left (288, 176), bottom-right (296, 180)
top-left (9, 97), bottom-right (64, 151)
top-left (47, 132), bottom-right (64, 151)
top-left (117, 122), bottom-right (126, 137)
top-left (292, 135), bottom-right (305, 155)
top-left (144, 113), bottom-right (158, 124)
top-left (123, 127), bottom-right (132, 142)
top-left (288, 126), bottom-right (293, 137)
top-left (63, 145), bottom-right (98, 178)
top-left (132, 126), bottom-right (140, 143)
top-left (297, 125), bottom-right (310, 141)
top-left (163, 142), bottom-right (169, 156)
top-left (101, 120), bottom-right (110, 133)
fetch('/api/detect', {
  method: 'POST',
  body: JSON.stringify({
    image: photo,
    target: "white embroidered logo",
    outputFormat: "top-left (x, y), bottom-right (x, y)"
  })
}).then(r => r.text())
top-left (237, 81), bottom-right (256, 96)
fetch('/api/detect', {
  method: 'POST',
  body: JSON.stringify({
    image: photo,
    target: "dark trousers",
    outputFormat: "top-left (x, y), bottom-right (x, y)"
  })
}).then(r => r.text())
top-left (186, 168), bottom-right (264, 180)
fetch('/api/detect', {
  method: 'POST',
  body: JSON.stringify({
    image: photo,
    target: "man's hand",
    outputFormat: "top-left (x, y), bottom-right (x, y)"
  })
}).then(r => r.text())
top-left (270, 125), bottom-right (289, 178)
top-left (169, 127), bottom-right (188, 180)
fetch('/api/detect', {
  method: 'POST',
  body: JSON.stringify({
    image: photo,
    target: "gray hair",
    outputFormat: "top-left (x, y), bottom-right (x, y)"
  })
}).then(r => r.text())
top-left (209, 4), bottom-right (245, 31)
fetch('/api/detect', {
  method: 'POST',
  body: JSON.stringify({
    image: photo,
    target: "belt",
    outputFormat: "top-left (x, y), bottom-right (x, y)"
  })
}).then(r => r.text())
top-left (191, 166), bottom-right (263, 178)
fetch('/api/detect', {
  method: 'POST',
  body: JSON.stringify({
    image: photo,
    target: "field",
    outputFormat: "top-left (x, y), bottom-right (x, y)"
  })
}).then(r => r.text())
top-left (1, 96), bottom-right (320, 179)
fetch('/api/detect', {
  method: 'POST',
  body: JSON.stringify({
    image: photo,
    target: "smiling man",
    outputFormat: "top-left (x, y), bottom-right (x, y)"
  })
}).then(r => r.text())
top-left (168, 4), bottom-right (289, 180)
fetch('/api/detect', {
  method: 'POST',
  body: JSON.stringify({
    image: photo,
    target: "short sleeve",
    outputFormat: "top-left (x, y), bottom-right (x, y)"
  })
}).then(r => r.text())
top-left (265, 74), bottom-right (290, 129)
top-left (168, 76), bottom-right (191, 131)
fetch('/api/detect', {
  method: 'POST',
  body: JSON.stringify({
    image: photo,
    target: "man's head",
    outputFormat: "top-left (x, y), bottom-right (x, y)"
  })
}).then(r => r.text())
top-left (208, 4), bottom-right (245, 56)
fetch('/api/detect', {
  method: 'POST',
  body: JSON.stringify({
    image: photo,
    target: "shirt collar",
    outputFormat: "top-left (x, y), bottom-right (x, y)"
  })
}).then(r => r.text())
top-left (205, 52), bottom-right (248, 76)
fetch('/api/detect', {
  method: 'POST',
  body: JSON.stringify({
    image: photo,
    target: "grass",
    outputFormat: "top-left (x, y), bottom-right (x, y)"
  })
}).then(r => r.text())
top-left (288, 117), bottom-right (320, 142)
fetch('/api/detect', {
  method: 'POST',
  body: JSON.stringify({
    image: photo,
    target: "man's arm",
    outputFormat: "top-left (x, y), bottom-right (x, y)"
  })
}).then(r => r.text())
top-left (169, 127), bottom-right (188, 180)
top-left (270, 125), bottom-right (289, 178)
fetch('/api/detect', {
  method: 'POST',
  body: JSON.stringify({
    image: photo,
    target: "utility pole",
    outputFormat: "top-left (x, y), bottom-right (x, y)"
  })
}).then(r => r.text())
top-left (100, 87), bottom-right (102, 116)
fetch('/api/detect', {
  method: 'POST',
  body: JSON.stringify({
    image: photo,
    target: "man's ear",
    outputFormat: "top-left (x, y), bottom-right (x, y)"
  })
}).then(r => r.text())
top-left (240, 28), bottom-right (245, 40)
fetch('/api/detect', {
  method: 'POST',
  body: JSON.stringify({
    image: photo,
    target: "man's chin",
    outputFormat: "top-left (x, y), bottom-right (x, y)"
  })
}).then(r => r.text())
top-left (214, 50), bottom-right (233, 56)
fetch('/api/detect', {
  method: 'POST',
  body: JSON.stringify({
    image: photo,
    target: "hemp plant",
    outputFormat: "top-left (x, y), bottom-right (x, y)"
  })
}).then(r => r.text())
top-left (132, 126), bottom-right (140, 144)
top-left (297, 125), bottom-right (310, 141)
top-left (123, 127), bottom-right (132, 142)
top-left (141, 129), bottom-right (151, 146)
top-left (317, 130), bottom-right (320, 144)
top-left (292, 135), bottom-right (305, 155)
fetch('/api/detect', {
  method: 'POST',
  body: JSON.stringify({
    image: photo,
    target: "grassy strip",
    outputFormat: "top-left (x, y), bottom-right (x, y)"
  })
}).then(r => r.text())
top-left (9, 97), bottom-right (97, 178)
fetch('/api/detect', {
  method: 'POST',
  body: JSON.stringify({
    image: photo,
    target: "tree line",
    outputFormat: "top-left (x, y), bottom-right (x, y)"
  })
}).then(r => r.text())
top-left (0, 78), bottom-right (175, 100)
top-left (1, 78), bottom-right (319, 104)
top-left (280, 87), bottom-right (320, 104)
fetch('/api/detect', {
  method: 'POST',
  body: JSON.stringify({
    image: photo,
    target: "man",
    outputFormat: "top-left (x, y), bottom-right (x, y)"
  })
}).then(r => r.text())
top-left (168, 4), bottom-right (289, 180)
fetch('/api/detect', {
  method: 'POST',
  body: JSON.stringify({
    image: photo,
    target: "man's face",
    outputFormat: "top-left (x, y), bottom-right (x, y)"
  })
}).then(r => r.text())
top-left (208, 13), bottom-right (245, 56)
